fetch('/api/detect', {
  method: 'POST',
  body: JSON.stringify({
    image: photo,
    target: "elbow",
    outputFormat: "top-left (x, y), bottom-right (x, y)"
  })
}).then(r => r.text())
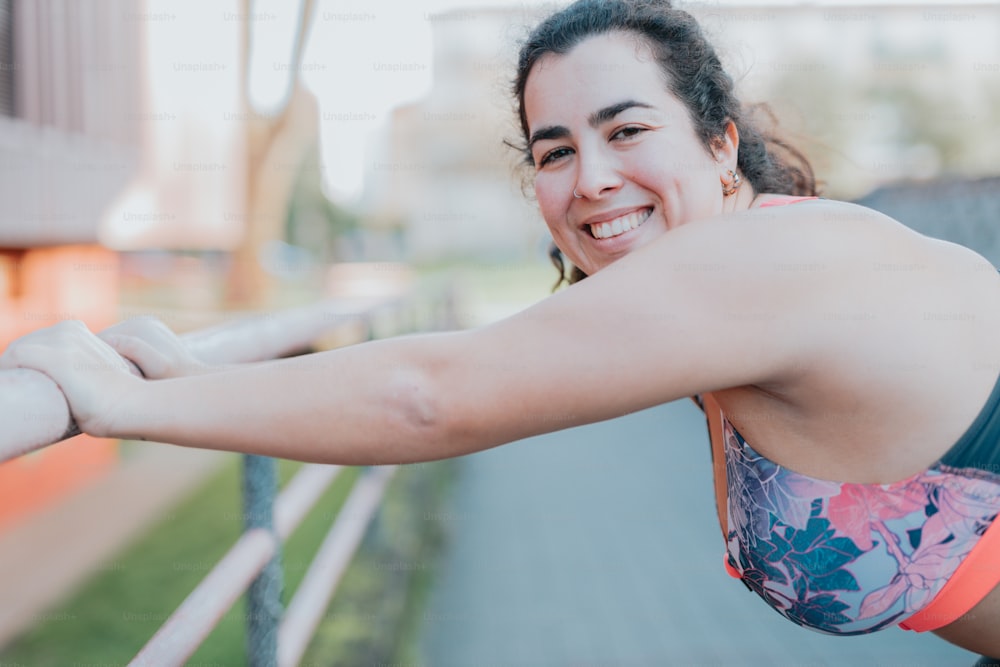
top-left (375, 333), bottom-right (494, 464)
top-left (383, 364), bottom-right (452, 462)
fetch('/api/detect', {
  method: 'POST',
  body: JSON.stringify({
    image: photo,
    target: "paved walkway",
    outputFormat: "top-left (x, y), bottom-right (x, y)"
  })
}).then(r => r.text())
top-left (418, 400), bottom-right (981, 666)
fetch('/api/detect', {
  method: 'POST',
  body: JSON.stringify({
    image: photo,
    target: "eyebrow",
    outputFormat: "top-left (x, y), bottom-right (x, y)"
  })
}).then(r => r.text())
top-left (527, 100), bottom-right (654, 152)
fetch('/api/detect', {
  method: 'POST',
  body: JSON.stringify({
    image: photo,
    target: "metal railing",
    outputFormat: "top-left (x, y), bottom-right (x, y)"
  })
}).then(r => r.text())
top-left (0, 277), bottom-right (458, 666)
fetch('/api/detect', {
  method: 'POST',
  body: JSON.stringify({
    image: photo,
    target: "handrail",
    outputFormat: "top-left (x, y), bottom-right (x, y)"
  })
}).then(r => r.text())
top-left (2, 277), bottom-right (457, 666)
top-left (277, 466), bottom-right (396, 667)
top-left (128, 463), bottom-right (351, 667)
top-left (0, 286), bottom-right (451, 464)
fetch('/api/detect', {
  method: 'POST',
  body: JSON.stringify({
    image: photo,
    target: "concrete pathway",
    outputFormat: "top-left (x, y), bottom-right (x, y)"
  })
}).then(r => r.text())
top-left (418, 400), bottom-right (981, 667)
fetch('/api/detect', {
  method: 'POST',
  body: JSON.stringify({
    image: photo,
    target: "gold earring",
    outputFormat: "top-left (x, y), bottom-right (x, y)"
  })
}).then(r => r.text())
top-left (722, 169), bottom-right (741, 197)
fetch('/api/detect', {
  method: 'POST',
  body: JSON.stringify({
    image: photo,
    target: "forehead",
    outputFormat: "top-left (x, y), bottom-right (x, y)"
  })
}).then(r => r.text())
top-left (524, 31), bottom-right (677, 130)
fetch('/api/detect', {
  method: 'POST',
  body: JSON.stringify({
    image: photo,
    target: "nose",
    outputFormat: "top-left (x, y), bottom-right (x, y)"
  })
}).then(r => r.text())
top-left (573, 146), bottom-right (624, 200)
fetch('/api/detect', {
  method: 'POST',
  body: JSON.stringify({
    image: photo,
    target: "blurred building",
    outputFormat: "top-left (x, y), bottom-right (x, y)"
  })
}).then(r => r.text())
top-left (688, 1), bottom-right (1000, 199)
top-left (360, 6), bottom-right (551, 263)
top-left (0, 0), bottom-right (143, 531)
top-left (0, 0), bottom-right (316, 531)
top-left (360, 2), bottom-right (1000, 262)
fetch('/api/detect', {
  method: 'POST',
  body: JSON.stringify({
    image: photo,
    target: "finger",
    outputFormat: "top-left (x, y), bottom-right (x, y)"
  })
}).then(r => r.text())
top-left (50, 321), bottom-right (133, 375)
top-left (1, 339), bottom-right (77, 380)
top-left (103, 335), bottom-right (162, 378)
top-left (100, 316), bottom-right (165, 342)
top-left (100, 318), bottom-right (187, 358)
top-left (0, 342), bottom-right (23, 370)
top-left (1, 323), bottom-right (81, 371)
top-left (0, 338), bottom-right (20, 368)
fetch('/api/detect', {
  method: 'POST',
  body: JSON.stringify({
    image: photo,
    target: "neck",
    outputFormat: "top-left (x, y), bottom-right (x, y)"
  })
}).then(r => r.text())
top-left (723, 184), bottom-right (759, 214)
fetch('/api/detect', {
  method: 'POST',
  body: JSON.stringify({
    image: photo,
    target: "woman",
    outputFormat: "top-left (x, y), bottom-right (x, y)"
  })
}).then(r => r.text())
top-left (4, 0), bottom-right (999, 658)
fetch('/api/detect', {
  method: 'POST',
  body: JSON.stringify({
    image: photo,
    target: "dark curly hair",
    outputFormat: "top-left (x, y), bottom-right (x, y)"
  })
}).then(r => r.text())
top-left (511, 0), bottom-right (818, 289)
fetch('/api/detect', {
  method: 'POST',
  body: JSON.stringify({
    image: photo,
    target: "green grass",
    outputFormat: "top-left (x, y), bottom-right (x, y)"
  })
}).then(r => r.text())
top-left (0, 452), bottom-right (247, 665)
top-left (417, 258), bottom-right (554, 304)
top-left (0, 454), bottom-right (455, 666)
top-left (416, 259), bottom-right (556, 330)
top-left (296, 460), bottom-right (455, 665)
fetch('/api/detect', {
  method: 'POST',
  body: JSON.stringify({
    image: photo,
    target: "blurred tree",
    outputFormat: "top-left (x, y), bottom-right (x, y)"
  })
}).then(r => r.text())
top-left (285, 144), bottom-right (361, 265)
top-left (225, 0), bottom-right (320, 308)
top-left (760, 51), bottom-right (1000, 200)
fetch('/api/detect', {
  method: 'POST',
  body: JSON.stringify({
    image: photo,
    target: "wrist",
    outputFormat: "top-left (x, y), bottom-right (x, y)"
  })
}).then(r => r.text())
top-left (102, 375), bottom-right (154, 439)
top-left (189, 361), bottom-right (223, 377)
top-left (173, 358), bottom-right (222, 378)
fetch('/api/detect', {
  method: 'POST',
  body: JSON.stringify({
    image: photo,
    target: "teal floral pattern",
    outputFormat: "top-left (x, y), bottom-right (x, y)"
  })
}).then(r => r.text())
top-left (722, 416), bottom-right (1000, 635)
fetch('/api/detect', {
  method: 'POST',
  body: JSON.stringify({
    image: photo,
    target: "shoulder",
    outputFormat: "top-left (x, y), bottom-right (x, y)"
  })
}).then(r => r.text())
top-left (687, 197), bottom-right (918, 261)
top-left (729, 196), bottom-right (996, 290)
top-left (442, 201), bottom-right (896, 422)
top-left (613, 198), bottom-right (922, 323)
top-left (434, 196), bottom-right (994, 446)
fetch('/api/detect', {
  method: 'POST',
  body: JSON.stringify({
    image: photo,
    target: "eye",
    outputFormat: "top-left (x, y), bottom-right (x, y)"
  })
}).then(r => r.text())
top-left (611, 126), bottom-right (647, 142)
top-left (538, 146), bottom-right (574, 168)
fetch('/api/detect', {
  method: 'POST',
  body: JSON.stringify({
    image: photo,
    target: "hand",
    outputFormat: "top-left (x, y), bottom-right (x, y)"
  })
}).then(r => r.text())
top-left (0, 320), bottom-right (143, 437)
top-left (99, 316), bottom-right (211, 380)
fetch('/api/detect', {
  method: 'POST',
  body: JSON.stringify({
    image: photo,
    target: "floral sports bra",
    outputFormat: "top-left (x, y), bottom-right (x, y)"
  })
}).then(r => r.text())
top-left (710, 196), bottom-right (1000, 635)
top-left (721, 404), bottom-right (1000, 634)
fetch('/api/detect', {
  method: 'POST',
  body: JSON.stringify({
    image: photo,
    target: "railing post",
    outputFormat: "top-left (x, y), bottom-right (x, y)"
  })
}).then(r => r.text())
top-left (243, 454), bottom-right (283, 666)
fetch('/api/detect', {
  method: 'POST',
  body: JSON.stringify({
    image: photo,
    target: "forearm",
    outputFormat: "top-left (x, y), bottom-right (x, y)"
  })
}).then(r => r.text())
top-left (111, 333), bottom-right (464, 465)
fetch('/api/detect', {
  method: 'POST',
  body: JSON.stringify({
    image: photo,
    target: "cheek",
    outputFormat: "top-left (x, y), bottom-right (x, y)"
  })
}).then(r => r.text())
top-left (637, 150), bottom-right (721, 218)
top-left (634, 145), bottom-right (703, 186)
top-left (533, 176), bottom-right (568, 234)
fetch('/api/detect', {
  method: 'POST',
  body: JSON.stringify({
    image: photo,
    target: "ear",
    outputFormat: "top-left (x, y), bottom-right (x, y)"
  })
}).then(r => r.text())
top-left (712, 120), bottom-right (740, 171)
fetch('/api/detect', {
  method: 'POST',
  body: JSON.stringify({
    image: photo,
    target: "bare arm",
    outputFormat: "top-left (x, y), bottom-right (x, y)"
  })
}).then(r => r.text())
top-left (2, 201), bottom-right (901, 464)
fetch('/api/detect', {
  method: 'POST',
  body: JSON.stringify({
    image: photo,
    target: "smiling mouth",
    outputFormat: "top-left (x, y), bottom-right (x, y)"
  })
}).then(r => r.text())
top-left (588, 208), bottom-right (653, 240)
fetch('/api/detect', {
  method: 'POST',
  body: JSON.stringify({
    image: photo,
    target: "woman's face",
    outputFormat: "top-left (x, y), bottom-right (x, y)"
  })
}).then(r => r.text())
top-left (524, 31), bottom-right (737, 276)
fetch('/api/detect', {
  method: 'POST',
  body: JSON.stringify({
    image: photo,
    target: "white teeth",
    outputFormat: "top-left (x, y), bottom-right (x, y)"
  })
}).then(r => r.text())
top-left (589, 209), bottom-right (650, 240)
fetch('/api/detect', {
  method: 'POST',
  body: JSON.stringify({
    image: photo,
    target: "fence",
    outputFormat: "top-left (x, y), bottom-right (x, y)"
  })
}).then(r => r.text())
top-left (0, 277), bottom-right (458, 666)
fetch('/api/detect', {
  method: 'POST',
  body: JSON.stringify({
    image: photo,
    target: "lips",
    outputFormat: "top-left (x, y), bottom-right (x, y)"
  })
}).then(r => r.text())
top-left (585, 207), bottom-right (653, 239)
